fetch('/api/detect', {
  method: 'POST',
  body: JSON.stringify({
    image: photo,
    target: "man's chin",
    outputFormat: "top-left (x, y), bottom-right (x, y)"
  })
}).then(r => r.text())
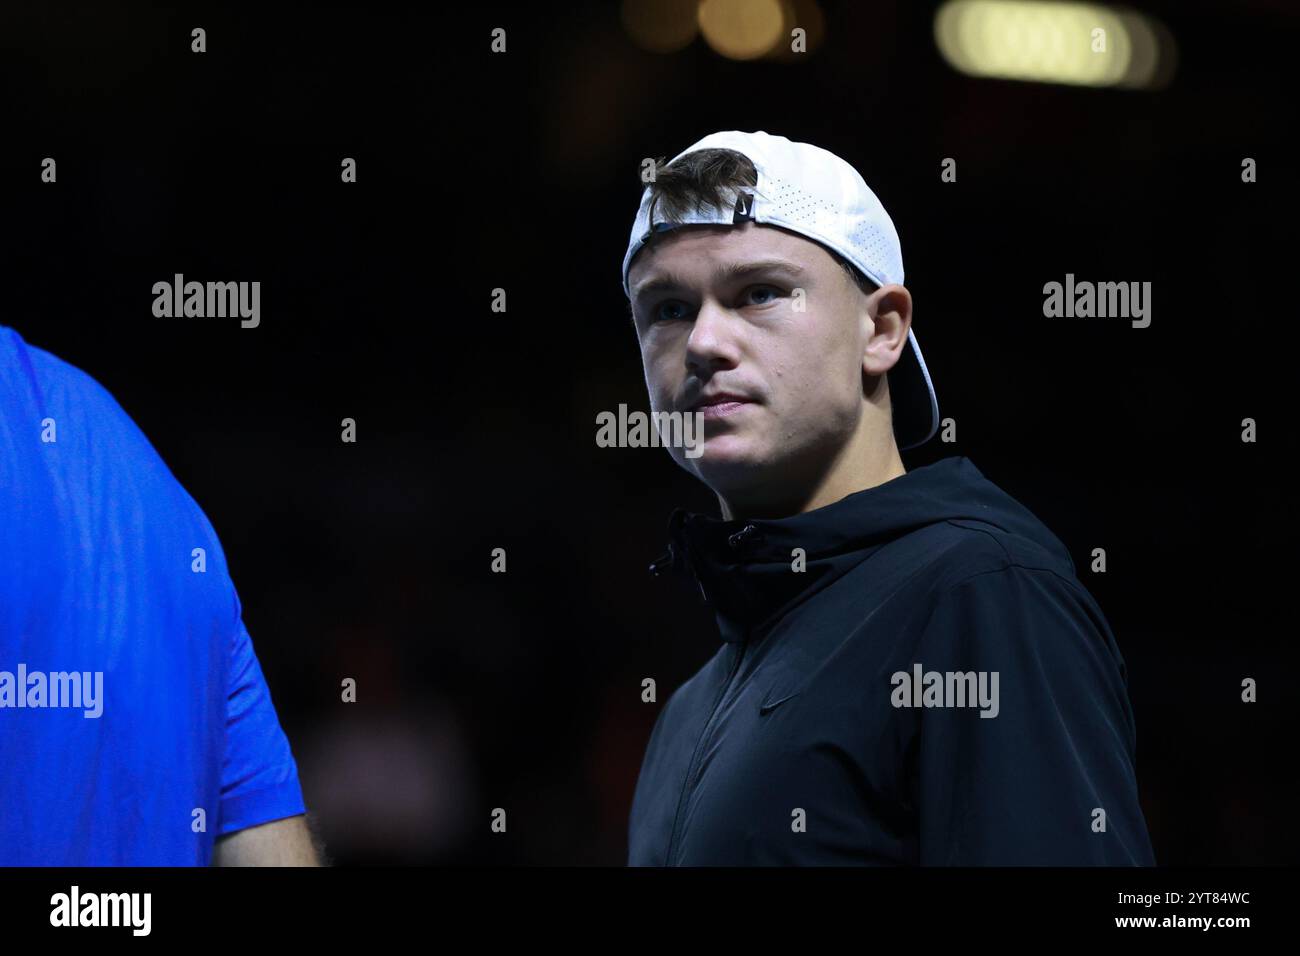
top-left (679, 439), bottom-right (771, 486)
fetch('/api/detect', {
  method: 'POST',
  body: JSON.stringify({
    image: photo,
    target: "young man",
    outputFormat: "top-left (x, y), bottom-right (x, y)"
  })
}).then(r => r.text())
top-left (0, 325), bottom-right (319, 865)
top-left (622, 130), bottom-right (1155, 866)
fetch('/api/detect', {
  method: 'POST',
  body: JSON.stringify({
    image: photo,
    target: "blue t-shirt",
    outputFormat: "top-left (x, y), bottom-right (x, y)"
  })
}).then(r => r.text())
top-left (0, 325), bottom-right (306, 865)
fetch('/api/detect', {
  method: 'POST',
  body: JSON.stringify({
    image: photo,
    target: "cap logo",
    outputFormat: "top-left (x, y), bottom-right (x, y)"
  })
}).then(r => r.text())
top-left (732, 190), bottom-right (755, 223)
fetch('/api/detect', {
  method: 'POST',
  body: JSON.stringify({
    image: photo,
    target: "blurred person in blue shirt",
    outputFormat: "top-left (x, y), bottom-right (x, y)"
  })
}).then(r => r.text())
top-left (0, 325), bottom-right (319, 866)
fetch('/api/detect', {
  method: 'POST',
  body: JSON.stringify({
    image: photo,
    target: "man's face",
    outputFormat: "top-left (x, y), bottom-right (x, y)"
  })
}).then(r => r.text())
top-left (628, 221), bottom-right (888, 497)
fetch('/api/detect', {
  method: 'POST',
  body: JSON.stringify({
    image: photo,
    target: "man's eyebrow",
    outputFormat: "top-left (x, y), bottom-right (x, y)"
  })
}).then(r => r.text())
top-left (632, 259), bottom-right (806, 304)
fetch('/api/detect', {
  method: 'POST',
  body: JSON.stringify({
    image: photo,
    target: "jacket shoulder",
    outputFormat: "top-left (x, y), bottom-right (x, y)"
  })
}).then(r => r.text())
top-left (920, 516), bottom-right (1079, 592)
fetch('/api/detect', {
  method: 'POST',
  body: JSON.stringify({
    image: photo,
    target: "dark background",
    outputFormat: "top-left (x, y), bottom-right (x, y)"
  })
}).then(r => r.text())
top-left (1, 1), bottom-right (1294, 865)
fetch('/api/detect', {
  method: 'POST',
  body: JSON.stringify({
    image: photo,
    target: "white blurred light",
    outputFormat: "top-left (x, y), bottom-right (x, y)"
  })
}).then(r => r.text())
top-left (935, 0), bottom-right (1172, 89)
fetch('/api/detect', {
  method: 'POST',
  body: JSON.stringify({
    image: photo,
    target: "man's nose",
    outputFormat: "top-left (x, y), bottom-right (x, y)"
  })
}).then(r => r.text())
top-left (685, 298), bottom-right (742, 373)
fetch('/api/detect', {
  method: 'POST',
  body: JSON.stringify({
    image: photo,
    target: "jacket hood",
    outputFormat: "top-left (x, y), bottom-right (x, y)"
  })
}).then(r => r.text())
top-left (649, 456), bottom-right (1072, 644)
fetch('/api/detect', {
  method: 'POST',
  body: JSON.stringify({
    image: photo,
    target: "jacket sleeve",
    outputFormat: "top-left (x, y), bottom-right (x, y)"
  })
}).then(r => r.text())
top-left (910, 565), bottom-right (1155, 865)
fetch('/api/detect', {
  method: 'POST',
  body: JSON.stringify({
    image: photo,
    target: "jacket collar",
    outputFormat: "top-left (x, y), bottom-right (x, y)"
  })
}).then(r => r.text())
top-left (648, 457), bottom-right (1058, 645)
top-left (648, 465), bottom-right (942, 644)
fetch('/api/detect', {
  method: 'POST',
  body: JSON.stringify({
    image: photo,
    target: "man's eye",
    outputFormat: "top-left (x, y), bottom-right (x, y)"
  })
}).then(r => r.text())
top-left (744, 285), bottom-right (782, 306)
top-left (653, 301), bottom-right (689, 323)
top-left (645, 286), bottom-right (781, 324)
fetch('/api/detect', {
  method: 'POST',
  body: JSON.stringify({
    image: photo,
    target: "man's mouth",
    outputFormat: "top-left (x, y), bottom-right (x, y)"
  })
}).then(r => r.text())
top-left (686, 391), bottom-right (754, 413)
top-left (693, 399), bottom-right (752, 420)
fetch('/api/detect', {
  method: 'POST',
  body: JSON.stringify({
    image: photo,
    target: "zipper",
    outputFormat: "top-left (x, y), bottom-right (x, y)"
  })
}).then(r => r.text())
top-left (661, 521), bottom-right (763, 865)
top-left (663, 639), bottom-right (747, 866)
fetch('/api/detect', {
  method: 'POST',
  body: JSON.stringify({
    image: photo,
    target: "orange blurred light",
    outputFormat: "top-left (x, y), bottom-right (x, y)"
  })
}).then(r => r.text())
top-left (622, 0), bottom-right (700, 54)
top-left (698, 0), bottom-right (786, 61)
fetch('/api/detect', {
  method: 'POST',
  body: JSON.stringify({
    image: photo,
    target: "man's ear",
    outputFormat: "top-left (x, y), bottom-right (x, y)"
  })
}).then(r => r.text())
top-left (862, 284), bottom-right (912, 376)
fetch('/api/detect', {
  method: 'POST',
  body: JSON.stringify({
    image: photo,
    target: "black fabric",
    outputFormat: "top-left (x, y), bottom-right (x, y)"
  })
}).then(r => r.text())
top-left (629, 456), bottom-right (1156, 865)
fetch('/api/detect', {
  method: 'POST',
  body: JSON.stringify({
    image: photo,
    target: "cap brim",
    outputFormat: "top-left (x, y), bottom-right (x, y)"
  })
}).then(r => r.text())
top-left (889, 329), bottom-right (940, 450)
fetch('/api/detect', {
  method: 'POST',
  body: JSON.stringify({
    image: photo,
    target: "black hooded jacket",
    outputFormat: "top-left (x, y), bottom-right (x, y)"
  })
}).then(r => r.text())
top-left (627, 456), bottom-right (1156, 865)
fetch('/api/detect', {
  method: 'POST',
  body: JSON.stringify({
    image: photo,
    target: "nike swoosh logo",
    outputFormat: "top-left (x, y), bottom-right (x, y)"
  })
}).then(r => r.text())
top-left (759, 692), bottom-right (800, 715)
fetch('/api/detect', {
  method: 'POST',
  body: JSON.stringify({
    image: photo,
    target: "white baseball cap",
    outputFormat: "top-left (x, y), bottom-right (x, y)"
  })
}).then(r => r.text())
top-left (622, 130), bottom-right (939, 451)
